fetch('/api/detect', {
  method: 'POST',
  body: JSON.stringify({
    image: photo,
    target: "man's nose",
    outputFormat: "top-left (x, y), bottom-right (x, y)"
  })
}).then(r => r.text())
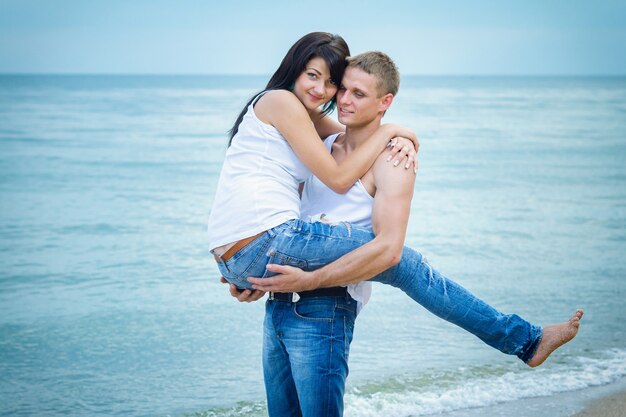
top-left (338, 90), bottom-right (351, 105)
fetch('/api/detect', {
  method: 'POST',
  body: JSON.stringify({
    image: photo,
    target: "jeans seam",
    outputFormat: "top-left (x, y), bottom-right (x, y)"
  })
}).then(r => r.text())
top-left (239, 237), bottom-right (273, 279)
top-left (289, 222), bottom-right (370, 243)
top-left (326, 305), bottom-right (336, 417)
top-left (343, 315), bottom-right (348, 362)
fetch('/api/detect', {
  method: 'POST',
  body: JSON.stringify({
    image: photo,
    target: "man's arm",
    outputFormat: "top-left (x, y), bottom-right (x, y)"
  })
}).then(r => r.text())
top-left (248, 152), bottom-right (415, 292)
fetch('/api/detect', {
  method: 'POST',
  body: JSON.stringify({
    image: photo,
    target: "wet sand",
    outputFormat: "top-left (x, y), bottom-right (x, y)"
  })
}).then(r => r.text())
top-left (572, 386), bottom-right (626, 417)
top-left (435, 377), bottom-right (626, 417)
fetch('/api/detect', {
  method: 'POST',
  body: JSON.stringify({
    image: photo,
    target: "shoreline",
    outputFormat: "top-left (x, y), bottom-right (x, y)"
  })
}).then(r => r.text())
top-left (572, 381), bottom-right (626, 417)
top-left (432, 377), bottom-right (626, 417)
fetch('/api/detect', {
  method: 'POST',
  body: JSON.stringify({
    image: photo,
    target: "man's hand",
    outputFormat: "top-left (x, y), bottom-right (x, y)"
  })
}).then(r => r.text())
top-left (220, 277), bottom-right (266, 302)
top-left (248, 264), bottom-right (320, 293)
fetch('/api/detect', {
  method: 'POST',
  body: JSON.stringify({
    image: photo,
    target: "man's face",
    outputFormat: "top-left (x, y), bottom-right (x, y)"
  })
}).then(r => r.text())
top-left (336, 66), bottom-right (385, 127)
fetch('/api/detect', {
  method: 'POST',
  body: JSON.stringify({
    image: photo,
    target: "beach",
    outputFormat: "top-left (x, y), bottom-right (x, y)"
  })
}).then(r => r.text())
top-left (572, 380), bottom-right (626, 417)
top-left (1, 74), bottom-right (625, 416)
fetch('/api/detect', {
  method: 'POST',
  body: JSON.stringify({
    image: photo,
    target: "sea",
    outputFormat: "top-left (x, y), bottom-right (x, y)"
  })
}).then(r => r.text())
top-left (1, 74), bottom-right (625, 417)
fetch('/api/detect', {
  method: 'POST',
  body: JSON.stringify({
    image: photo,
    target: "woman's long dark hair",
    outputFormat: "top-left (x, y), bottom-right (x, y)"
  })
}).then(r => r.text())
top-left (227, 32), bottom-right (350, 146)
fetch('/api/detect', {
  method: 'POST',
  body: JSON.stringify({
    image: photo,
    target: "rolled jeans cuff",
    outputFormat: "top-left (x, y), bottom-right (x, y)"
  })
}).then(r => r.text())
top-left (519, 325), bottom-right (543, 363)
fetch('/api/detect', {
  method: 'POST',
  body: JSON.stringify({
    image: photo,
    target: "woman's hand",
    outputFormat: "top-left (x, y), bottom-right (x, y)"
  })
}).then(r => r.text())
top-left (383, 124), bottom-right (418, 149)
top-left (386, 136), bottom-right (419, 173)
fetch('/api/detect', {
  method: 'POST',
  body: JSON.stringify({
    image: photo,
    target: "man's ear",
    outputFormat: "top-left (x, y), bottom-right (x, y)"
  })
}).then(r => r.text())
top-left (379, 93), bottom-right (394, 113)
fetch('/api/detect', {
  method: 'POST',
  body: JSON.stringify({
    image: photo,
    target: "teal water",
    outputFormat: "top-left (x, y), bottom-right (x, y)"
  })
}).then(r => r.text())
top-left (1, 75), bottom-right (625, 416)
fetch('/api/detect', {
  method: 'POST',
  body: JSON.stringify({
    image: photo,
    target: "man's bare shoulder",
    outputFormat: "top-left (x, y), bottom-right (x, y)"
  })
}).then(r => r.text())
top-left (371, 150), bottom-right (416, 191)
top-left (371, 149), bottom-right (413, 175)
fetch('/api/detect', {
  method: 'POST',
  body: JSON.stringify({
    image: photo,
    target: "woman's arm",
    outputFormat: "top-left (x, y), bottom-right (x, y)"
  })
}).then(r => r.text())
top-left (312, 111), bottom-right (345, 139)
top-left (256, 90), bottom-right (415, 193)
top-left (315, 112), bottom-right (418, 171)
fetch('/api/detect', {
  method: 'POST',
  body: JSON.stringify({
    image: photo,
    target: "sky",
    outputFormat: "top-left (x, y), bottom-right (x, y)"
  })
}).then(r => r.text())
top-left (1, 0), bottom-right (625, 75)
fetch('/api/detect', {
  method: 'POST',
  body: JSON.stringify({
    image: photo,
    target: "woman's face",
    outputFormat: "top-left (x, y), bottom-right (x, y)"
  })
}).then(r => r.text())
top-left (292, 57), bottom-right (338, 111)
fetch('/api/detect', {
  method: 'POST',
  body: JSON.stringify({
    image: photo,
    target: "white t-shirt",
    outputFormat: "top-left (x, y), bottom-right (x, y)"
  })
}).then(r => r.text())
top-left (207, 94), bottom-right (310, 251)
top-left (300, 133), bottom-right (374, 313)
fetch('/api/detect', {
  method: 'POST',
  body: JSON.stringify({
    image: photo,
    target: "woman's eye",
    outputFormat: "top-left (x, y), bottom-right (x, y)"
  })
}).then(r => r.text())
top-left (307, 72), bottom-right (318, 79)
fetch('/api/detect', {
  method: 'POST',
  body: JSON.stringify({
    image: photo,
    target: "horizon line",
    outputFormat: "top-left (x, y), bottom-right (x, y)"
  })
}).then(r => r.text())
top-left (1, 72), bottom-right (625, 78)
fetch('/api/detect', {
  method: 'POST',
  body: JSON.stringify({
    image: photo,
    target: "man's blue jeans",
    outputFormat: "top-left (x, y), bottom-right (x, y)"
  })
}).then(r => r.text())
top-left (263, 295), bottom-right (357, 417)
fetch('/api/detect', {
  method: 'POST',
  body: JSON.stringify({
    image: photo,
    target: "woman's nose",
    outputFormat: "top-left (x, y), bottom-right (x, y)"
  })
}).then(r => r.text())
top-left (313, 81), bottom-right (325, 95)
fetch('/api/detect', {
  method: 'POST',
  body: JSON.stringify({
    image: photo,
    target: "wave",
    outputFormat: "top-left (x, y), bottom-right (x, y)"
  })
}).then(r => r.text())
top-left (190, 349), bottom-right (625, 417)
top-left (344, 349), bottom-right (626, 417)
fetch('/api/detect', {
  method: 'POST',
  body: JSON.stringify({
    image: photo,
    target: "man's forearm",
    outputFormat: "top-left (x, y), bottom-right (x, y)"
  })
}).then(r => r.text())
top-left (313, 237), bottom-right (401, 288)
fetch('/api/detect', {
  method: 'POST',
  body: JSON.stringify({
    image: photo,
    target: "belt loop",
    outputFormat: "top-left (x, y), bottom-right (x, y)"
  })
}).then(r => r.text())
top-left (211, 250), bottom-right (230, 273)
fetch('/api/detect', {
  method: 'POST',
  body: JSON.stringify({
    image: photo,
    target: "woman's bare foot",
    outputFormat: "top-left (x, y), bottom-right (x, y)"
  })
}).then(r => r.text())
top-left (527, 309), bottom-right (584, 368)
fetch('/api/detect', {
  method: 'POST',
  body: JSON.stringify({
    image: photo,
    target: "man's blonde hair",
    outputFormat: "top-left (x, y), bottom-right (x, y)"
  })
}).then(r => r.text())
top-left (346, 51), bottom-right (400, 97)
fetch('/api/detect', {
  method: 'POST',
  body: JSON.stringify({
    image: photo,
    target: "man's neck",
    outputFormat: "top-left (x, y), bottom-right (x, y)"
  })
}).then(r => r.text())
top-left (342, 118), bottom-right (382, 153)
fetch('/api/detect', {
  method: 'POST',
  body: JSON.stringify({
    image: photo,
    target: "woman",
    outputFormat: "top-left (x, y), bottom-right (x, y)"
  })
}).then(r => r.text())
top-left (208, 32), bottom-right (581, 367)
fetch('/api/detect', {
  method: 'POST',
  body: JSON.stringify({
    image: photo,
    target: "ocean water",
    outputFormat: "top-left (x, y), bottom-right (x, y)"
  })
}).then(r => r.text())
top-left (0, 75), bottom-right (625, 417)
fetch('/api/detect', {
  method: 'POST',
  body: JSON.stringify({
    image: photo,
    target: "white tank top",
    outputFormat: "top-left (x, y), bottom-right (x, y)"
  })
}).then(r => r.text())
top-left (207, 94), bottom-right (310, 250)
top-left (300, 134), bottom-right (374, 313)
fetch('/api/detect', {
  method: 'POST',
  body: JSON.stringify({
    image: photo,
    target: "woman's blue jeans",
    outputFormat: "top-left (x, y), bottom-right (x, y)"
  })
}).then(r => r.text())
top-left (215, 219), bottom-right (542, 363)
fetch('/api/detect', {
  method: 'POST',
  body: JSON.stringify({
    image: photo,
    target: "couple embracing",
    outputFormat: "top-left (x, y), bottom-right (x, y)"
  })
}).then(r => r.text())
top-left (208, 32), bottom-right (582, 417)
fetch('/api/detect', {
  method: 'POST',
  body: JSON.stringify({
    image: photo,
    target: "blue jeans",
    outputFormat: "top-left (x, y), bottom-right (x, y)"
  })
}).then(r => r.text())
top-left (263, 295), bottom-right (357, 417)
top-left (215, 218), bottom-right (542, 363)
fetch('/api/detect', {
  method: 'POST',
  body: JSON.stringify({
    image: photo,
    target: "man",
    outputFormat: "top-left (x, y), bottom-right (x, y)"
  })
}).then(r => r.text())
top-left (228, 51), bottom-right (582, 417)
top-left (225, 51), bottom-right (412, 417)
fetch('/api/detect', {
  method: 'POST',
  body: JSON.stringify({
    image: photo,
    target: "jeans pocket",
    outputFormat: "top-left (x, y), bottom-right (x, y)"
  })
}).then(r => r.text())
top-left (336, 298), bottom-right (357, 315)
top-left (293, 299), bottom-right (335, 322)
top-left (262, 250), bottom-right (308, 278)
top-left (222, 235), bottom-right (273, 289)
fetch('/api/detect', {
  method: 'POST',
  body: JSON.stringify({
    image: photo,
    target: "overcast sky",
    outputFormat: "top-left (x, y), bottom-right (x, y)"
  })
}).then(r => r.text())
top-left (1, 0), bottom-right (625, 75)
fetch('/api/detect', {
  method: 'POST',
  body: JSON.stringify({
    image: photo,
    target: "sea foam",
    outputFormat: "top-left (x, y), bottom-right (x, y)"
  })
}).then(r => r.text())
top-left (344, 349), bottom-right (626, 417)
